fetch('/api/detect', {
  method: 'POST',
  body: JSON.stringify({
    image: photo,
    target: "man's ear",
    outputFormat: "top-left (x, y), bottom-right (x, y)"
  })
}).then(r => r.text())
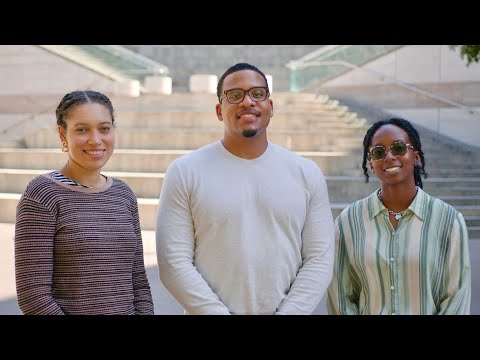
top-left (215, 103), bottom-right (223, 121)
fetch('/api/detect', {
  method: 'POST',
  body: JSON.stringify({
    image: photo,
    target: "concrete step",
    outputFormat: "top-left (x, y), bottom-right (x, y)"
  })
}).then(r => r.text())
top-left (0, 150), bottom-right (361, 175)
top-left (425, 187), bottom-right (480, 196)
top-left (3, 146), bottom-right (479, 179)
top-left (425, 153), bottom-right (480, 163)
top-left (431, 196), bottom-right (480, 206)
top-left (329, 202), bottom-right (479, 239)
top-left (324, 176), bottom-right (480, 195)
top-left (0, 148), bottom-right (187, 172)
top-left (434, 169), bottom-right (480, 178)
top-left (424, 172), bottom-right (480, 179)
top-left (0, 91), bottom-right (344, 114)
top-left (423, 162), bottom-right (480, 170)
top-left (13, 130), bottom-right (478, 165)
top-left (0, 140), bottom-right (22, 148)
top-left (23, 128), bottom-right (366, 151)
top-left (0, 169), bottom-right (165, 198)
top-left (3, 192), bottom-right (480, 233)
top-left (109, 93), bottom-right (350, 113)
top-left (423, 177), bottom-right (480, 187)
top-left (469, 226), bottom-right (480, 238)
top-left (1, 111), bottom-right (364, 132)
top-left (4, 170), bottom-right (479, 202)
top-left (114, 111), bottom-right (366, 131)
top-left (465, 216), bottom-right (480, 226)
top-left (452, 205), bottom-right (480, 217)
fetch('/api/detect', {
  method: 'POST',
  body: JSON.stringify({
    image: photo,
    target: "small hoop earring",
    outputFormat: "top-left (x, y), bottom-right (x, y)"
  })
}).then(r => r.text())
top-left (61, 141), bottom-right (68, 152)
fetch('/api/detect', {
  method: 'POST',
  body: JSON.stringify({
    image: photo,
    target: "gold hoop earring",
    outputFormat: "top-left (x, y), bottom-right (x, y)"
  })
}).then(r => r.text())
top-left (61, 141), bottom-right (68, 152)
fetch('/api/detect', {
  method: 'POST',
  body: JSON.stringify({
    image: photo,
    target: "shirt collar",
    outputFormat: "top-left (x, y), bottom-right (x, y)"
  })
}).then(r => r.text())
top-left (368, 187), bottom-right (428, 221)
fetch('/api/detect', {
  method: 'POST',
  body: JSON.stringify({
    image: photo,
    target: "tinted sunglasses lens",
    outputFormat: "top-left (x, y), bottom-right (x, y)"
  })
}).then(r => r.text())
top-left (391, 141), bottom-right (407, 156)
top-left (370, 147), bottom-right (386, 160)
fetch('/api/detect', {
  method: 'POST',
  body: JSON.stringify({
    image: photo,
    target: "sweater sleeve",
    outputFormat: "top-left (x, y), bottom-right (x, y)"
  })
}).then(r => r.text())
top-left (14, 196), bottom-right (65, 315)
top-left (276, 164), bottom-right (335, 315)
top-left (156, 161), bottom-right (230, 314)
top-left (130, 195), bottom-right (154, 315)
top-left (438, 212), bottom-right (471, 315)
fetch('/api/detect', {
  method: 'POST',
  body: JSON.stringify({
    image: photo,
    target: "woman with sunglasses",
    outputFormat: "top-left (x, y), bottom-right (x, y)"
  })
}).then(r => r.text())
top-left (327, 117), bottom-right (471, 315)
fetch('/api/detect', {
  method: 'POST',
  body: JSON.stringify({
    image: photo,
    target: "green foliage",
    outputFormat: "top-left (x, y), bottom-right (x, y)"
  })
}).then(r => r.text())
top-left (449, 45), bottom-right (480, 67)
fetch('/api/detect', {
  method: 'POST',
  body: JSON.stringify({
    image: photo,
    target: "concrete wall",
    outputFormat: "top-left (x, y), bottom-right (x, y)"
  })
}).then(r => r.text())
top-left (123, 45), bottom-right (322, 92)
top-left (0, 45), bottom-right (115, 96)
top-left (317, 45), bottom-right (480, 148)
top-left (322, 45), bottom-right (480, 86)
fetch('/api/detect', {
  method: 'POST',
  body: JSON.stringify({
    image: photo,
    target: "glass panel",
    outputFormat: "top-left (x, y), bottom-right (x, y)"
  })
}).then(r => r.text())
top-left (289, 45), bottom-right (402, 92)
top-left (38, 45), bottom-right (170, 85)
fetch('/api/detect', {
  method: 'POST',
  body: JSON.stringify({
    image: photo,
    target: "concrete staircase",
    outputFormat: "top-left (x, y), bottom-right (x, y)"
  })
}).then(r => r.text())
top-left (1, 92), bottom-right (479, 240)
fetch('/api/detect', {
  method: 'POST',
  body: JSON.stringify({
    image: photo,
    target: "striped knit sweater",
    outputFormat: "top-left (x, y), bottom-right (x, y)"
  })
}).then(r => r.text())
top-left (14, 174), bottom-right (154, 315)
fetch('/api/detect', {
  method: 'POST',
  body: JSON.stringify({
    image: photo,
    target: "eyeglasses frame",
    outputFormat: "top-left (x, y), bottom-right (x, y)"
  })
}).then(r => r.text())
top-left (368, 140), bottom-right (415, 161)
top-left (219, 86), bottom-right (270, 104)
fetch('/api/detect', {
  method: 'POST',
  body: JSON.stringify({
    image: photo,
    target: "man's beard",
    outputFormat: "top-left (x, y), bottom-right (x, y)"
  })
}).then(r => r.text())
top-left (242, 129), bottom-right (257, 138)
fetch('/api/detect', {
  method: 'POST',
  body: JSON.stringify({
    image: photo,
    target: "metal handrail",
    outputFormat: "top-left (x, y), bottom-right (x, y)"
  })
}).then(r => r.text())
top-left (301, 60), bottom-right (480, 116)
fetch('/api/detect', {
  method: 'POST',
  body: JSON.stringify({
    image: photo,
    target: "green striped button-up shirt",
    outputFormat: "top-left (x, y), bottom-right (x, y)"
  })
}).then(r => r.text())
top-left (327, 188), bottom-right (471, 315)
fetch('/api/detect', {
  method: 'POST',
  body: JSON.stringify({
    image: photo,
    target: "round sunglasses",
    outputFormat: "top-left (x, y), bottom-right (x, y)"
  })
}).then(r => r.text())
top-left (368, 140), bottom-right (415, 161)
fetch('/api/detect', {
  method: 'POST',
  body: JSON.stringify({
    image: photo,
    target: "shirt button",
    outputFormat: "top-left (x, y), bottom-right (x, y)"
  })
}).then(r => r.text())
top-left (390, 286), bottom-right (395, 290)
top-left (390, 257), bottom-right (394, 262)
top-left (391, 232), bottom-right (395, 236)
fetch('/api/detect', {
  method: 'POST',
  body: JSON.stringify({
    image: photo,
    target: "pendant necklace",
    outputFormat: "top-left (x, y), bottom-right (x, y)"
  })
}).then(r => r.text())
top-left (377, 187), bottom-right (418, 221)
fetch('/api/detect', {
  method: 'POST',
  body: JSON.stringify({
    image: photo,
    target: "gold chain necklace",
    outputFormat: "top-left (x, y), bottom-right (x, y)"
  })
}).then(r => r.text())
top-left (377, 187), bottom-right (418, 221)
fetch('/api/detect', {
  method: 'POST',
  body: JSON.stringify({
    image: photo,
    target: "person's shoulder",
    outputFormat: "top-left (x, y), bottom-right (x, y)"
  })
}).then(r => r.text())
top-left (270, 143), bottom-right (317, 167)
top-left (168, 141), bottom-right (219, 171)
top-left (176, 142), bottom-right (218, 162)
top-left (22, 174), bottom-right (56, 196)
top-left (422, 189), bottom-right (461, 214)
top-left (337, 193), bottom-right (372, 219)
top-left (111, 177), bottom-right (135, 194)
top-left (109, 178), bottom-right (138, 206)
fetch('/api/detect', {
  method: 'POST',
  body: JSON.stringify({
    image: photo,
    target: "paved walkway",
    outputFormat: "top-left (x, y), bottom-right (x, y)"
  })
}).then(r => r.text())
top-left (1, 222), bottom-right (477, 315)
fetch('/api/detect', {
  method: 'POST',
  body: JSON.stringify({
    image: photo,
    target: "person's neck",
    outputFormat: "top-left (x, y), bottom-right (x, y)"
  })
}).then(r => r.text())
top-left (59, 163), bottom-right (105, 188)
top-left (378, 183), bottom-right (418, 213)
top-left (222, 134), bottom-right (268, 159)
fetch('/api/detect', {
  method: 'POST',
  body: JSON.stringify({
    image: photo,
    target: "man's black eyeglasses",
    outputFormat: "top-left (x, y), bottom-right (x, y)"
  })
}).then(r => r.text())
top-left (220, 87), bottom-right (269, 104)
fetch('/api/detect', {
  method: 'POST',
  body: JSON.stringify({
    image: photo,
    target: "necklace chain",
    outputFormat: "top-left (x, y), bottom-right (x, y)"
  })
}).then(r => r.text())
top-left (377, 187), bottom-right (418, 221)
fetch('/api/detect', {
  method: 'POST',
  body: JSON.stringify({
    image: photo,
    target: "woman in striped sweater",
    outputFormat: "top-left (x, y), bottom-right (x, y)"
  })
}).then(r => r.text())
top-left (14, 90), bottom-right (154, 315)
top-left (327, 118), bottom-right (471, 315)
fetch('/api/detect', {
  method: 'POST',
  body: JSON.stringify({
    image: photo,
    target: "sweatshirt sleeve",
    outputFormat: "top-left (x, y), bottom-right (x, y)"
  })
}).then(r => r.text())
top-left (276, 163), bottom-right (335, 315)
top-left (156, 161), bottom-right (230, 315)
top-left (14, 196), bottom-right (65, 315)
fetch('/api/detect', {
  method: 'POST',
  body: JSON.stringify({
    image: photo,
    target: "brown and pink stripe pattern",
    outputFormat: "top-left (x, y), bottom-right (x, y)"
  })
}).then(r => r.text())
top-left (14, 174), bottom-right (154, 315)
